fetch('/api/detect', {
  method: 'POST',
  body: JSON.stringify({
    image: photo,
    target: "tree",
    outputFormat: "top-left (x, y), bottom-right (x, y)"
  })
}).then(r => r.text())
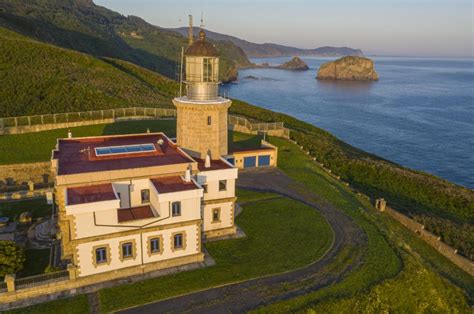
top-left (0, 241), bottom-right (26, 276)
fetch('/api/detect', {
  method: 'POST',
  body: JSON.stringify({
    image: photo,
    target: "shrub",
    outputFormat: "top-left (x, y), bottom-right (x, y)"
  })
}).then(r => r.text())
top-left (0, 241), bottom-right (26, 276)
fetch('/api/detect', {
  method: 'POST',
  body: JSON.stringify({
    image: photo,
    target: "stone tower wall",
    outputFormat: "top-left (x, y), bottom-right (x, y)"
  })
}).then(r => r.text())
top-left (173, 99), bottom-right (231, 159)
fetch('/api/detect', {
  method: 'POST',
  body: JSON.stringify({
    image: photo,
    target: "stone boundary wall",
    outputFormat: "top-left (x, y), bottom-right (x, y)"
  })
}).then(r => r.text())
top-left (0, 107), bottom-right (177, 135)
top-left (230, 123), bottom-right (289, 138)
top-left (0, 188), bottom-right (51, 201)
top-left (0, 162), bottom-right (52, 186)
top-left (292, 141), bottom-right (474, 276)
top-left (0, 107), bottom-right (290, 138)
top-left (0, 253), bottom-right (205, 310)
top-left (384, 206), bottom-right (473, 276)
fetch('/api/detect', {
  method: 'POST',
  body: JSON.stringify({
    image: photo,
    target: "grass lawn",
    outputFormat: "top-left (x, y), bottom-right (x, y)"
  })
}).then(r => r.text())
top-left (251, 137), bottom-right (472, 312)
top-left (236, 188), bottom-right (279, 203)
top-left (0, 120), bottom-right (263, 165)
top-left (17, 248), bottom-right (51, 278)
top-left (305, 253), bottom-right (470, 313)
top-left (6, 295), bottom-right (89, 314)
top-left (229, 131), bottom-right (263, 152)
top-left (0, 198), bottom-right (51, 221)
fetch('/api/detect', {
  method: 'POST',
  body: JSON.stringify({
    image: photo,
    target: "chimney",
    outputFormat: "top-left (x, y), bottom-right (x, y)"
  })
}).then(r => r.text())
top-left (184, 164), bottom-right (191, 183)
top-left (67, 129), bottom-right (72, 138)
top-left (188, 14), bottom-right (194, 46)
top-left (205, 153), bottom-right (211, 168)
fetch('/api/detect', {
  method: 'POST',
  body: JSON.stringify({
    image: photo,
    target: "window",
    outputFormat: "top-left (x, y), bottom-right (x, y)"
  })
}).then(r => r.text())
top-left (212, 208), bottom-right (221, 222)
top-left (95, 144), bottom-right (156, 156)
top-left (150, 238), bottom-right (161, 254)
top-left (173, 233), bottom-right (183, 249)
top-left (207, 116), bottom-right (212, 125)
top-left (122, 242), bottom-right (133, 259)
top-left (219, 180), bottom-right (227, 191)
top-left (172, 201), bottom-right (181, 216)
top-left (202, 184), bottom-right (208, 193)
top-left (141, 189), bottom-right (150, 204)
top-left (203, 58), bottom-right (213, 82)
top-left (95, 247), bottom-right (107, 264)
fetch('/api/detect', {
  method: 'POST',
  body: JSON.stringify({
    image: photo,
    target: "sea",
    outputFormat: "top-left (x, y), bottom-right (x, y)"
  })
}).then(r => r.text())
top-left (220, 57), bottom-right (474, 189)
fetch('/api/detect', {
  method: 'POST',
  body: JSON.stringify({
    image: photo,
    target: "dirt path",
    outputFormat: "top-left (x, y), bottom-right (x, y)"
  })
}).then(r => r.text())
top-left (118, 168), bottom-right (367, 314)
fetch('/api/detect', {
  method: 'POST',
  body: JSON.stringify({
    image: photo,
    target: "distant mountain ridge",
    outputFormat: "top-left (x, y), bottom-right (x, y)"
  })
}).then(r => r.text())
top-left (170, 27), bottom-right (363, 58)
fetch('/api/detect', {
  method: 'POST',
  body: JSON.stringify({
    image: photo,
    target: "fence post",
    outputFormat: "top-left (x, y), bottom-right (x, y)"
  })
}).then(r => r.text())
top-left (375, 198), bottom-right (387, 212)
top-left (53, 114), bottom-right (56, 124)
top-left (67, 264), bottom-right (77, 280)
top-left (28, 181), bottom-right (35, 192)
top-left (41, 115), bottom-right (44, 125)
top-left (14, 117), bottom-right (18, 127)
top-left (101, 110), bottom-right (104, 120)
top-left (27, 116), bottom-right (31, 126)
top-left (134, 107), bottom-right (137, 116)
top-left (66, 112), bottom-right (69, 123)
top-left (5, 274), bottom-right (15, 292)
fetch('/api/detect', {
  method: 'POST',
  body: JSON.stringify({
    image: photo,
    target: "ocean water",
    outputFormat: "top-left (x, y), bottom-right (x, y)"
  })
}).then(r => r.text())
top-left (221, 57), bottom-right (474, 188)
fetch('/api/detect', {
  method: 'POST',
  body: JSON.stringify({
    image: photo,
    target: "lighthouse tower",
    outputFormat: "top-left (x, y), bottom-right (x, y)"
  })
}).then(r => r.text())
top-left (173, 30), bottom-right (231, 160)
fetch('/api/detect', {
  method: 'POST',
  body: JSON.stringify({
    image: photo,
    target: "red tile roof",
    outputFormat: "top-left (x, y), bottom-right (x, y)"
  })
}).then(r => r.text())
top-left (54, 134), bottom-right (194, 176)
top-left (67, 183), bottom-right (117, 205)
top-left (196, 158), bottom-right (233, 171)
top-left (117, 205), bottom-right (155, 223)
top-left (151, 176), bottom-right (200, 194)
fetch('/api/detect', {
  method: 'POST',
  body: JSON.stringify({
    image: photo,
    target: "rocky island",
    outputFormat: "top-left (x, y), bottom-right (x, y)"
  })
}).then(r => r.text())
top-left (245, 56), bottom-right (309, 71)
top-left (277, 56), bottom-right (309, 71)
top-left (317, 56), bottom-right (378, 81)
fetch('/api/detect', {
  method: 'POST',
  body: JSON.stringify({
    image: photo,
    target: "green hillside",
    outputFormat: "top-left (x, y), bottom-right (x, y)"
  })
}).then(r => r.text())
top-left (0, 27), bottom-right (177, 117)
top-left (1, 20), bottom-right (473, 260)
top-left (0, 0), bottom-right (251, 82)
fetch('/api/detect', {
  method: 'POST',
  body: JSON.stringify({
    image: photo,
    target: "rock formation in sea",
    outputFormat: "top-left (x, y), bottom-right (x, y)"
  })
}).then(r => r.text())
top-left (317, 56), bottom-right (378, 81)
top-left (278, 56), bottom-right (309, 71)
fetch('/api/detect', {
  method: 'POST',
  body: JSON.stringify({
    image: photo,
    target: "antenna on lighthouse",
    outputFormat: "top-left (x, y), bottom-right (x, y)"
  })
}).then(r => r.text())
top-left (188, 14), bottom-right (193, 46)
top-left (179, 46), bottom-right (184, 97)
top-left (200, 12), bottom-right (205, 29)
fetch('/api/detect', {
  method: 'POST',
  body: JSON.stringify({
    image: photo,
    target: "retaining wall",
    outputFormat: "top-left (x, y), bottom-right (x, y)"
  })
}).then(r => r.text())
top-left (385, 206), bottom-right (473, 276)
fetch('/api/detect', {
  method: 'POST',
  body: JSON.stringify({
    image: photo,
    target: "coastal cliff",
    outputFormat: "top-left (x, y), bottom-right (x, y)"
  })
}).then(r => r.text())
top-left (317, 56), bottom-right (378, 81)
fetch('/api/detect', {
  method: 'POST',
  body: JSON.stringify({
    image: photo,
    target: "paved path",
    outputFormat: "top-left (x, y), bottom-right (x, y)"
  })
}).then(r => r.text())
top-left (119, 168), bottom-right (367, 314)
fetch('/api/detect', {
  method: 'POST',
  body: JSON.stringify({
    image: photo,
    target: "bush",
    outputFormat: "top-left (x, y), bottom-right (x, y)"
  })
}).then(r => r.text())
top-left (0, 241), bottom-right (26, 276)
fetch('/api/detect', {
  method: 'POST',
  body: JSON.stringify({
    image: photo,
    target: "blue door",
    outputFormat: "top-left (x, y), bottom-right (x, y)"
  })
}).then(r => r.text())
top-left (258, 155), bottom-right (271, 167)
top-left (243, 156), bottom-right (256, 168)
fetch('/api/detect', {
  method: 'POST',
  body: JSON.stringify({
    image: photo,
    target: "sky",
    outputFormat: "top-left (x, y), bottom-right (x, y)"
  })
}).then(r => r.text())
top-left (95, 0), bottom-right (473, 57)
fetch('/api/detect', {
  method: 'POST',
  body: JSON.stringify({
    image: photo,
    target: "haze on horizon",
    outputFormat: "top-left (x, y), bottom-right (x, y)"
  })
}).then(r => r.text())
top-left (95, 0), bottom-right (473, 58)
